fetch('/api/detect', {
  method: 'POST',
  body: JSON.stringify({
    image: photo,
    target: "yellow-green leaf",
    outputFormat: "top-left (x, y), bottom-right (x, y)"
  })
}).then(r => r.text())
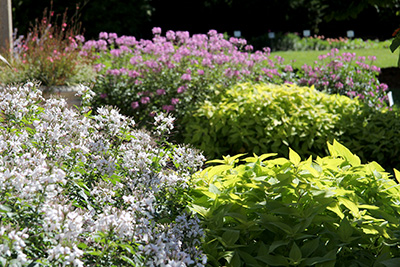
top-left (289, 148), bottom-right (301, 166)
top-left (338, 197), bottom-right (360, 218)
top-left (327, 203), bottom-right (344, 219)
top-left (394, 169), bottom-right (400, 184)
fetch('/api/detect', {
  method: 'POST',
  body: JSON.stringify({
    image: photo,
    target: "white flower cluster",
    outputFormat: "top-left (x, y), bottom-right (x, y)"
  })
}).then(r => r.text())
top-left (0, 82), bottom-right (206, 266)
top-left (154, 112), bottom-right (175, 135)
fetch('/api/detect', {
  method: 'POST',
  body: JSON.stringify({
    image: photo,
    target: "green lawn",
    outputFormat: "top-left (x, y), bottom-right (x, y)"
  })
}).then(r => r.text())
top-left (271, 48), bottom-right (399, 69)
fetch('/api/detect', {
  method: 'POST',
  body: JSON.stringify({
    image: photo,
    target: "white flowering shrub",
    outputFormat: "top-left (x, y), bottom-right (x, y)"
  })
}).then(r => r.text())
top-left (0, 82), bottom-right (207, 266)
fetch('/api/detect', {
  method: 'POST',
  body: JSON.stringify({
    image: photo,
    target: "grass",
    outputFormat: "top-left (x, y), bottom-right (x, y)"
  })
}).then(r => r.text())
top-left (271, 48), bottom-right (399, 69)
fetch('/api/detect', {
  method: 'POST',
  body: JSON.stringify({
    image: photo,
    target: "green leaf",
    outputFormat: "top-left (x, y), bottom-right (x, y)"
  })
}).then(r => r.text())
top-left (301, 238), bottom-right (319, 258)
top-left (121, 255), bottom-right (136, 266)
top-left (230, 251), bottom-right (241, 267)
top-left (256, 254), bottom-right (289, 266)
top-left (203, 165), bottom-right (233, 181)
top-left (209, 184), bottom-right (222, 195)
top-left (289, 242), bottom-right (302, 264)
top-left (337, 218), bottom-right (353, 242)
top-left (332, 139), bottom-right (361, 166)
top-left (238, 249), bottom-right (259, 266)
top-left (190, 204), bottom-right (209, 218)
top-left (222, 230), bottom-right (240, 247)
top-left (268, 240), bottom-right (290, 253)
top-left (0, 204), bottom-right (11, 213)
top-left (381, 258), bottom-right (400, 267)
top-left (289, 148), bottom-right (301, 166)
top-left (0, 54), bottom-right (11, 68)
top-left (390, 37), bottom-right (400, 53)
top-left (265, 221), bottom-right (293, 235)
top-left (338, 197), bottom-right (360, 218)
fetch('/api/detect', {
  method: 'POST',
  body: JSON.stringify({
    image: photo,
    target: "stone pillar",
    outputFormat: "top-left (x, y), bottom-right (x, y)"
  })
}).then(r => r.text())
top-left (0, 0), bottom-right (13, 53)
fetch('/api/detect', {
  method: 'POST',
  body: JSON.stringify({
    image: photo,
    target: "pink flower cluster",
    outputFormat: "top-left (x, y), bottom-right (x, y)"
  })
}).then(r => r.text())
top-left (83, 28), bottom-right (292, 124)
top-left (297, 48), bottom-right (389, 108)
top-left (83, 28), bottom-right (389, 124)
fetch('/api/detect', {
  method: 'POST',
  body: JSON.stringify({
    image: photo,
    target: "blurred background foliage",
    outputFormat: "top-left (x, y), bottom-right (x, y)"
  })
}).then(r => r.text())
top-left (11, 0), bottom-right (400, 41)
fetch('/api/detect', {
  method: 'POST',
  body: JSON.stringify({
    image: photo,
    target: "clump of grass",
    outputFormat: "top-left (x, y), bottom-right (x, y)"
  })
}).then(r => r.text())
top-left (0, 2), bottom-right (96, 87)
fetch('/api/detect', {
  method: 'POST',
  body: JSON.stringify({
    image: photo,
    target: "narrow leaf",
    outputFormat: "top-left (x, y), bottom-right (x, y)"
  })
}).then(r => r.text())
top-left (289, 242), bottom-right (302, 263)
top-left (394, 169), bottom-right (400, 184)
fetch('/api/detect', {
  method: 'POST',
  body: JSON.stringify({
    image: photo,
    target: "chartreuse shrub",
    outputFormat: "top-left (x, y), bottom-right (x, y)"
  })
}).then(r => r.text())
top-left (182, 82), bottom-right (356, 159)
top-left (188, 141), bottom-right (400, 267)
top-left (182, 82), bottom-right (400, 170)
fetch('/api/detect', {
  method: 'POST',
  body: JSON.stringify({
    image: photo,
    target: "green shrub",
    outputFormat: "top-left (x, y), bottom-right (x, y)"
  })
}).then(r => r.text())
top-left (182, 82), bottom-right (400, 170)
top-left (189, 141), bottom-right (400, 266)
top-left (337, 106), bottom-right (400, 171)
top-left (182, 82), bottom-right (356, 159)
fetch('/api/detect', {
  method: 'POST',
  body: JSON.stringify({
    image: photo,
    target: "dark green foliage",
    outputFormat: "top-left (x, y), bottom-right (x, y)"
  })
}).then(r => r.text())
top-left (189, 141), bottom-right (400, 266)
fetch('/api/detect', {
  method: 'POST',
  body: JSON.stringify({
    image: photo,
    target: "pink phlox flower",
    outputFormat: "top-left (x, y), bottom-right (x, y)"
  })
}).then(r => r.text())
top-left (177, 47), bottom-right (191, 56)
top-left (181, 73), bottom-right (191, 81)
top-left (99, 32), bottom-right (108, 39)
top-left (131, 101), bottom-right (139, 109)
top-left (172, 53), bottom-right (182, 62)
top-left (82, 40), bottom-right (97, 50)
top-left (166, 62), bottom-right (175, 68)
top-left (371, 65), bottom-right (380, 72)
top-left (152, 27), bottom-right (162, 35)
top-left (116, 36), bottom-right (137, 46)
top-left (75, 35), bottom-right (85, 43)
top-left (229, 37), bottom-right (239, 45)
top-left (284, 65), bottom-right (293, 72)
top-left (156, 89), bottom-right (166, 95)
top-left (335, 82), bottom-right (344, 89)
top-left (119, 68), bottom-right (128, 75)
top-left (224, 68), bottom-right (233, 78)
top-left (197, 69), bottom-right (205, 75)
top-left (162, 105), bottom-right (175, 112)
top-left (108, 33), bottom-right (118, 39)
top-left (93, 63), bottom-right (105, 72)
top-left (207, 30), bottom-right (218, 37)
top-left (128, 70), bottom-right (140, 78)
top-left (347, 91), bottom-right (357, 97)
top-left (119, 45), bottom-right (133, 53)
top-left (140, 97), bottom-right (150, 104)
top-left (176, 31), bottom-right (190, 43)
top-left (177, 86), bottom-right (187, 93)
top-left (106, 69), bottom-right (121, 76)
top-left (144, 60), bottom-right (159, 69)
top-left (129, 55), bottom-right (143, 65)
top-left (166, 30), bottom-right (176, 40)
top-left (380, 83), bottom-right (388, 91)
top-left (96, 39), bottom-right (108, 50)
top-left (110, 49), bottom-right (122, 57)
top-left (274, 56), bottom-right (284, 64)
top-left (171, 98), bottom-right (180, 105)
top-left (201, 58), bottom-right (212, 66)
